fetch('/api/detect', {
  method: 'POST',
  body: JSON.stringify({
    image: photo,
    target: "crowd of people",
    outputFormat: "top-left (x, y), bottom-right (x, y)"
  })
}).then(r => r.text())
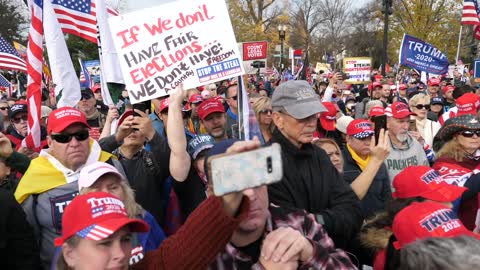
top-left (1, 67), bottom-right (480, 270)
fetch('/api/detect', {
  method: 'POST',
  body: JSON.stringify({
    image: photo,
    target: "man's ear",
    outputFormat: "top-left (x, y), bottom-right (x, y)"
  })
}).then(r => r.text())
top-left (272, 111), bottom-right (283, 130)
top-left (47, 136), bottom-right (53, 148)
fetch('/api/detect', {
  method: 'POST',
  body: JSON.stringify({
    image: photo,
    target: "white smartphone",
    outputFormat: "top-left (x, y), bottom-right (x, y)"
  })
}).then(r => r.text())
top-left (208, 143), bottom-right (283, 196)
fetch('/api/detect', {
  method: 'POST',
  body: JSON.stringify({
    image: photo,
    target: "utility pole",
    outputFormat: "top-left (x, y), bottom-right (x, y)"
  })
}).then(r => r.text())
top-left (382, 0), bottom-right (392, 76)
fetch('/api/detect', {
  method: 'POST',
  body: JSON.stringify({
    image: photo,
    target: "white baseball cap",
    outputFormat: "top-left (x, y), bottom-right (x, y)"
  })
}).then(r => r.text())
top-left (78, 162), bottom-right (125, 190)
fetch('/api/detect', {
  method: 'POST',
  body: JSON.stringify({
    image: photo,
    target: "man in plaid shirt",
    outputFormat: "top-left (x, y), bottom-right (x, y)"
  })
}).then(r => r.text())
top-left (206, 140), bottom-right (357, 269)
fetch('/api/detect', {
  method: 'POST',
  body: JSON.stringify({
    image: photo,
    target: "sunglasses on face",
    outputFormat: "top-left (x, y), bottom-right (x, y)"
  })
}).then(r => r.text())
top-left (459, 130), bottom-right (480, 138)
top-left (12, 115), bottom-right (28, 124)
top-left (51, 130), bottom-right (90, 143)
top-left (230, 95), bottom-right (238, 101)
top-left (260, 109), bottom-right (272, 114)
top-left (0, 107), bottom-right (8, 111)
top-left (415, 104), bottom-right (430, 110)
top-left (81, 94), bottom-right (93, 101)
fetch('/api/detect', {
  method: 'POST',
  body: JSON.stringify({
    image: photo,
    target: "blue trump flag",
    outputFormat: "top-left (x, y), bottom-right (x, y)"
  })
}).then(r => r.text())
top-left (399, 34), bottom-right (449, 75)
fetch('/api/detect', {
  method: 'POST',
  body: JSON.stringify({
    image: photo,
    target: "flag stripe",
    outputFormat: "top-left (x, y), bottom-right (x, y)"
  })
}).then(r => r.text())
top-left (25, 0), bottom-right (44, 150)
top-left (462, 1), bottom-right (480, 25)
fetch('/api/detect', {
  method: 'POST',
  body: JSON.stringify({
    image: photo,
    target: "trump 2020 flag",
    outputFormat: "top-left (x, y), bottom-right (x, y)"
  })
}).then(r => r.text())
top-left (399, 34), bottom-right (449, 75)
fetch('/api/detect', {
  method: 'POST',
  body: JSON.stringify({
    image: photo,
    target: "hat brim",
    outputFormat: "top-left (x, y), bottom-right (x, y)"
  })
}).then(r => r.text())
top-left (392, 111), bottom-right (416, 119)
top-left (199, 108), bottom-right (225, 120)
top-left (54, 217), bottom-right (149, 246)
top-left (191, 144), bottom-right (214, 160)
top-left (352, 131), bottom-right (374, 139)
top-left (50, 121), bottom-right (90, 134)
top-left (284, 101), bottom-right (327, 119)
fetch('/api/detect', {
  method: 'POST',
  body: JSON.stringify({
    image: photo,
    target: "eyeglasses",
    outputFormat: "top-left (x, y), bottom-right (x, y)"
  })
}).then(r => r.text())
top-left (229, 95), bottom-right (238, 101)
top-left (415, 104), bottom-right (431, 110)
top-left (459, 130), bottom-right (480, 138)
top-left (81, 94), bottom-right (93, 101)
top-left (50, 130), bottom-right (90, 143)
top-left (279, 110), bottom-right (317, 123)
top-left (0, 107), bottom-right (8, 111)
top-left (260, 109), bottom-right (272, 114)
top-left (12, 115), bottom-right (28, 124)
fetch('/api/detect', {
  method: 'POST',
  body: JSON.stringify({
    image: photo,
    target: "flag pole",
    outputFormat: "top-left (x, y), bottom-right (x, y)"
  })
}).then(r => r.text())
top-left (456, 25), bottom-right (463, 64)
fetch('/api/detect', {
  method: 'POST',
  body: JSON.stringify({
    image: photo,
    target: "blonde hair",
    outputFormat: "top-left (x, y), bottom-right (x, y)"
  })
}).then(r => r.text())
top-left (409, 93), bottom-right (431, 107)
top-left (80, 176), bottom-right (143, 218)
top-left (312, 138), bottom-right (344, 170)
top-left (436, 138), bottom-right (468, 162)
top-left (253, 97), bottom-right (274, 132)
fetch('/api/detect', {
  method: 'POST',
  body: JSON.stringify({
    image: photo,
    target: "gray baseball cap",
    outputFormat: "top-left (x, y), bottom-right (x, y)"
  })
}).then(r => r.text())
top-left (272, 80), bottom-right (327, 119)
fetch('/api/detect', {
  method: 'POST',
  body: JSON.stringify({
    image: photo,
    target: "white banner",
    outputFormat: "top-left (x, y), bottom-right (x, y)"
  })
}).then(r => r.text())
top-left (109, 0), bottom-right (244, 103)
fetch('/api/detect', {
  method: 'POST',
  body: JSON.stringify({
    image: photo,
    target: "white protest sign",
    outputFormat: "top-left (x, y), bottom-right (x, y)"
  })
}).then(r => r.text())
top-left (343, 57), bottom-right (372, 84)
top-left (109, 0), bottom-right (245, 103)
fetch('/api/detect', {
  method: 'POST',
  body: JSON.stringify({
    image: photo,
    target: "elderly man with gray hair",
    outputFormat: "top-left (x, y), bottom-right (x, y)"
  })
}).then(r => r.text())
top-left (399, 236), bottom-right (480, 270)
top-left (267, 80), bottom-right (363, 249)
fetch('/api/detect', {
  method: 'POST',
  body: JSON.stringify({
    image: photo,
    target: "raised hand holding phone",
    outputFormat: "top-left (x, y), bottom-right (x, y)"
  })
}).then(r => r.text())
top-left (210, 141), bottom-right (283, 197)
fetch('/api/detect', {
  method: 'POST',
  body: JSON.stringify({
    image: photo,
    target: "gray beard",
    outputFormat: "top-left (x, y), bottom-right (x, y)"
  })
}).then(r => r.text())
top-left (396, 133), bottom-right (408, 142)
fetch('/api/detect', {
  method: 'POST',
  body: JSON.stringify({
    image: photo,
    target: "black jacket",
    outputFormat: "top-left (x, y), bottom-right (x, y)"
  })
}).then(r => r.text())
top-left (0, 189), bottom-right (40, 269)
top-left (342, 147), bottom-right (392, 219)
top-left (268, 128), bottom-right (363, 249)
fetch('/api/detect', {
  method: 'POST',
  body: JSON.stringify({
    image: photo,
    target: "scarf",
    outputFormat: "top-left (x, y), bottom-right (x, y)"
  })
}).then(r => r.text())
top-left (347, 144), bottom-right (370, 171)
top-left (15, 140), bottom-right (114, 203)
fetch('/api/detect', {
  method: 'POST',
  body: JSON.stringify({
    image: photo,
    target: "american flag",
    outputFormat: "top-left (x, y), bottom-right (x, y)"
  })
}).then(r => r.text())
top-left (0, 73), bottom-right (12, 96)
top-left (52, 0), bottom-right (119, 44)
top-left (76, 224), bottom-right (114, 241)
top-left (0, 36), bottom-right (27, 72)
top-left (462, 0), bottom-right (480, 39)
top-left (25, 0), bottom-right (44, 151)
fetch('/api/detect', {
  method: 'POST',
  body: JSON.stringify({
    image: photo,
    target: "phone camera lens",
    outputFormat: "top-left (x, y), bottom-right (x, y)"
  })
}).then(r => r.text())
top-left (267, 157), bottom-right (272, 173)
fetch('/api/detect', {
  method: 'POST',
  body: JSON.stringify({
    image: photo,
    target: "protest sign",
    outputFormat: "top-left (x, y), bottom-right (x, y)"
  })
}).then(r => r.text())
top-left (343, 57), bottom-right (371, 84)
top-left (109, 0), bottom-right (244, 103)
top-left (448, 64), bottom-right (468, 78)
top-left (399, 34), bottom-right (449, 75)
top-left (315, 62), bottom-right (331, 74)
top-left (83, 60), bottom-right (101, 84)
top-left (242, 41), bottom-right (267, 61)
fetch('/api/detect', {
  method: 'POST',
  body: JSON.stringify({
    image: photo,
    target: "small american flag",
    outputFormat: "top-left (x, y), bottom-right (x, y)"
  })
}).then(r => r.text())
top-left (462, 0), bottom-right (480, 40)
top-left (0, 36), bottom-right (27, 72)
top-left (52, 0), bottom-right (119, 44)
top-left (76, 224), bottom-right (114, 241)
top-left (0, 73), bottom-right (11, 96)
top-left (462, 0), bottom-right (480, 25)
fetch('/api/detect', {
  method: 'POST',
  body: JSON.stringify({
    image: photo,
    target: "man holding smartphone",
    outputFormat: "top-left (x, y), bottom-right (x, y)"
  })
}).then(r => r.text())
top-left (268, 80), bottom-right (363, 249)
top-left (204, 139), bottom-right (357, 269)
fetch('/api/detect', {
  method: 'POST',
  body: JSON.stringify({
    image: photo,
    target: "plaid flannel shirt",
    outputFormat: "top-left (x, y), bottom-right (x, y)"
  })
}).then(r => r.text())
top-left (208, 204), bottom-right (358, 270)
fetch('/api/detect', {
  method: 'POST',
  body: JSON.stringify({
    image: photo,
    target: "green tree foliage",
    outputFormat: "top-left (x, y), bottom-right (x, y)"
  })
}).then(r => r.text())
top-left (388, 0), bottom-right (462, 64)
top-left (0, 0), bottom-right (27, 43)
top-left (65, 35), bottom-right (99, 74)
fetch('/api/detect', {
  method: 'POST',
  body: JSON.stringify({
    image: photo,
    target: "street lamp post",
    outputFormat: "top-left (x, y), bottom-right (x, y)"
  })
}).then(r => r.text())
top-left (278, 25), bottom-right (286, 72)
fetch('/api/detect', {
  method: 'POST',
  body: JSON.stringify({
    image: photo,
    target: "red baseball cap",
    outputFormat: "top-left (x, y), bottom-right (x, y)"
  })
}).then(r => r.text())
top-left (47, 107), bottom-right (90, 134)
top-left (347, 119), bottom-right (374, 139)
top-left (442, 85), bottom-right (455, 95)
top-left (385, 102), bottom-right (416, 119)
top-left (428, 78), bottom-right (440, 86)
top-left (369, 106), bottom-right (385, 118)
top-left (117, 109), bottom-right (133, 127)
top-left (92, 83), bottom-right (101, 92)
top-left (372, 82), bottom-right (382, 89)
top-left (160, 98), bottom-right (170, 113)
top-left (456, 93), bottom-right (480, 116)
top-left (54, 192), bottom-right (149, 246)
top-left (392, 166), bottom-right (467, 202)
top-left (392, 201), bottom-right (480, 249)
top-left (399, 84), bottom-right (407, 90)
top-left (189, 94), bottom-right (203, 104)
top-left (198, 99), bottom-right (225, 120)
top-left (320, 102), bottom-right (337, 131)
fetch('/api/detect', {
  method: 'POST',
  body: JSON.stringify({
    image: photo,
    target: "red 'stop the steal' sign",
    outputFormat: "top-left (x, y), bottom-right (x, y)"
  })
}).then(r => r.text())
top-left (242, 41), bottom-right (267, 61)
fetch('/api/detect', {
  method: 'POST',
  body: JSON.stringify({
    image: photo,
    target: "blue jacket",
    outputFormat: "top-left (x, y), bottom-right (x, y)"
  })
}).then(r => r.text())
top-left (341, 147), bottom-right (392, 219)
